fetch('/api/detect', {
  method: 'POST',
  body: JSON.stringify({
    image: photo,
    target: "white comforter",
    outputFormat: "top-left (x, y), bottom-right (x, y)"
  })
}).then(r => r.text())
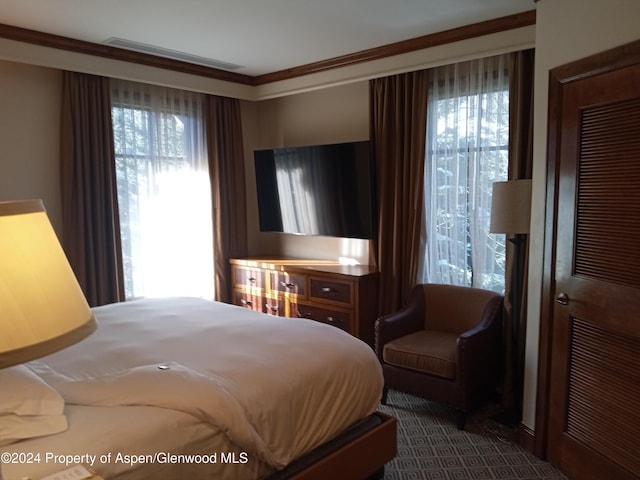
top-left (14, 297), bottom-right (383, 478)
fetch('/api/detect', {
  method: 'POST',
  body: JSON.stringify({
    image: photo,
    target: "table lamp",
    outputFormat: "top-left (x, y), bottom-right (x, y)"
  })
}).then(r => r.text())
top-left (0, 199), bottom-right (97, 367)
top-left (1, 199), bottom-right (97, 479)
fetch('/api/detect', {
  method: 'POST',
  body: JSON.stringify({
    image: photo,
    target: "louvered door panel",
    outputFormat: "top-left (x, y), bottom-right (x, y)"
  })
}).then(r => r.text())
top-left (567, 319), bottom-right (640, 474)
top-left (575, 98), bottom-right (640, 288)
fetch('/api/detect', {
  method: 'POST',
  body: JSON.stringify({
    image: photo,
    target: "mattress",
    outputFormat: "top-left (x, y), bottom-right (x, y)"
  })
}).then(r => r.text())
top-left (1, 297), bottom-right (384, 480)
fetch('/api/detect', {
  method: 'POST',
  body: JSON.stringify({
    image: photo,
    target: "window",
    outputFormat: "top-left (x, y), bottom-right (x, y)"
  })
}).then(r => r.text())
top-left (418, 54), bottom-right (509, 293)
top-left (111, 80), bottom-right (214, 300)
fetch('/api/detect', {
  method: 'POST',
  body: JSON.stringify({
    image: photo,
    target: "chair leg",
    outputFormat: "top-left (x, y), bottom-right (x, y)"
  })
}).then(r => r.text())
top-left (381, 386), bottom-right (389, 405)
top-left (455, 410), bottom-right (467, 430)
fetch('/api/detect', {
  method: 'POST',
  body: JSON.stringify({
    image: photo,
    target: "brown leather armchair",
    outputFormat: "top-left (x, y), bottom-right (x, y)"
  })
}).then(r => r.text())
top-left (375, 283), bottom-right (503, 429)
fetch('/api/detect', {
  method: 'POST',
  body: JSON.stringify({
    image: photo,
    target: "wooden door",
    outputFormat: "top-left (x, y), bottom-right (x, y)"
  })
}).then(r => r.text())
top-left (541, 41), bottom-right (640, 480)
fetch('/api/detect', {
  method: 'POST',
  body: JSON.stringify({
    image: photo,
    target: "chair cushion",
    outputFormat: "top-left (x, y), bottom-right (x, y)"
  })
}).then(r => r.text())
top-left (382, 330), bottom-right (457, 379)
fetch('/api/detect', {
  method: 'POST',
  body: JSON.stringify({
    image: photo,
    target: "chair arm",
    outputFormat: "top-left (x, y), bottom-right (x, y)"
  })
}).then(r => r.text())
top-left (375, 301), bottom-right (424, 361)
top-left (457, 319), bottom-right (502, 366)
top-left (456, 298), bottom-right (503, 398)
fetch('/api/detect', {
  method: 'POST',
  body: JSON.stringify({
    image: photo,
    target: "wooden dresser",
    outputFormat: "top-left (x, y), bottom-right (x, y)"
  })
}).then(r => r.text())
top-left (230, 257), bottom-right (379, 347)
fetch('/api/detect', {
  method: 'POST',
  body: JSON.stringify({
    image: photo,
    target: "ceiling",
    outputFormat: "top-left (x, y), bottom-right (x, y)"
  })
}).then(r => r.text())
top-left (0, 0), bottom-right (535, 77)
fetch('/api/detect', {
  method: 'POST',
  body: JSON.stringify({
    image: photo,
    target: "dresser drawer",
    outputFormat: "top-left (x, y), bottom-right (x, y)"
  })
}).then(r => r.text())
top-left (310, 278), bottom-right (352, 305)
top-left (233, 266), bottom-right (265, 289)
top-left (270, 271), bottom-right (306, 297)
top-left (233, 290), bottom-right (284, 317)
top-left (233, 290), bottom-right (263, 312)
top-left (262, 296), bottom-right (284, 316)
top-left (296, 304), bottom-right (351, 332)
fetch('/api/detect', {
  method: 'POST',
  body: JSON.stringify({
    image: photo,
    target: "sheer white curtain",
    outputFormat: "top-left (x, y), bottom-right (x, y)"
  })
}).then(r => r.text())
top-left (111, 79), bottom-right (214, 300)
top-left (418, 54), bottom-right (509, 292)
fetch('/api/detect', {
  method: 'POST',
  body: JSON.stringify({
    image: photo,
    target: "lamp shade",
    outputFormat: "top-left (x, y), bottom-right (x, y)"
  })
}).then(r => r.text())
top-left (0, 199), bottom-right (96, 368)
top-left (489, 179), bottom-right (532, 234)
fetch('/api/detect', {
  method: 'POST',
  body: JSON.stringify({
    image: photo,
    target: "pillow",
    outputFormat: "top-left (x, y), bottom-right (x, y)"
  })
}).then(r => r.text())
top-left (0, 413), bottom-right (68, 446)
top-left (0, 365), bottom-right (65, 416)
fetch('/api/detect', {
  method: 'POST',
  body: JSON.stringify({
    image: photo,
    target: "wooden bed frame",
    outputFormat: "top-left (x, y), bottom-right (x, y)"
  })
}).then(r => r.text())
top-left (268, 412), bottom-right (397, 480)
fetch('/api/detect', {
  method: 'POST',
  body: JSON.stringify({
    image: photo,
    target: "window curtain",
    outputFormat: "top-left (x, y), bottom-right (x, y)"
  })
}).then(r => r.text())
top-left (417, 54), bottom-right (510, 291)
top-left (60, 71), bottom-right (125, 307)
top-left (503, 48), bottom-right (535, 411)
top-left (204, 95), bottom-right (248, 303)
top-left (111, 79), bottom-right (214, 300)
top-left (370, 71), bottom-right (429, 315)
top-left (413, 50), bottom-right (534, 411)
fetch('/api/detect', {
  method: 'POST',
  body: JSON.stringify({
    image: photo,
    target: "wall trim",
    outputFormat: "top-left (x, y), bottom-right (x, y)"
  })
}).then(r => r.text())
top-left (0, 10), bottom-right (535, 88)
top-left (0, 23), bottom-right (254, 85)
top-left (254, 11), bottom-right (535, 85)
top-left (518, 422), bottom-right (536, 455)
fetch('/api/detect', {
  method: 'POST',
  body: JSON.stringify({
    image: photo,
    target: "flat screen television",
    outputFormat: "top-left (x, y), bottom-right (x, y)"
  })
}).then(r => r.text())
top-left (254, 140), bottom-right (376, 240)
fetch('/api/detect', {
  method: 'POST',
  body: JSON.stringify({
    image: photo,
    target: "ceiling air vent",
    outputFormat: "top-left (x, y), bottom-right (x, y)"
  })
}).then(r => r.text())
top-left (103, 37), bottom-right (244, 71)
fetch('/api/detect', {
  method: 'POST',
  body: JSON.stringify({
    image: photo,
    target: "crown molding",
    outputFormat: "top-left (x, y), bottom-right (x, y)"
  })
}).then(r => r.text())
top-left (0, 10), bottom-right (535, 88)
top-left (254, 10), bottom-right (536, 85)
top-left (0, 23), bottom-right (254, 85)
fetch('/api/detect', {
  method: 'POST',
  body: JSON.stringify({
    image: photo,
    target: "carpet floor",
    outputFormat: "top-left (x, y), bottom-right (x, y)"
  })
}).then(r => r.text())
top-left (378, 390), bottom-right (567, 480)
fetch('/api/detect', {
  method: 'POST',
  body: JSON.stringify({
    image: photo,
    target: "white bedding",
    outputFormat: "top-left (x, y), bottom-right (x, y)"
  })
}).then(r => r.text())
top-left (2, 297), bottom-right (383, 480)
top-left (3, 404), bottom-right (273, 480)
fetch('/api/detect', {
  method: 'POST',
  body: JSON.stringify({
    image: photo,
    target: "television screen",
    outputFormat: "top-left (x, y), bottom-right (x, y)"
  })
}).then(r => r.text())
top-left (254, 141), bottom-right (376, 239)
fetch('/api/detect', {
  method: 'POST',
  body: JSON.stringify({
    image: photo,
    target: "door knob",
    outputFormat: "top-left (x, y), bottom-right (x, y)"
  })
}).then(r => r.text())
top-left (555, 292), bottom-right (569, 305)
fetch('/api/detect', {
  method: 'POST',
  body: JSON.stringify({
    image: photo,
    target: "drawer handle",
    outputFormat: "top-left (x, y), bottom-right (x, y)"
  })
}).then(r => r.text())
top-left (248, 277), bottom-right (257, 284)
top-left (321, 287), bottom-right (333, 293)
top-left (297, 310), bottom-right (312, 319)
top-left (326, 316), bottom-right (334, 323)
top-left (240, 299), bottom-right (253, 307)
top-left (281, 282), bottom-right (296, 289)
top-left (265, 304), bottom-right (279, 313)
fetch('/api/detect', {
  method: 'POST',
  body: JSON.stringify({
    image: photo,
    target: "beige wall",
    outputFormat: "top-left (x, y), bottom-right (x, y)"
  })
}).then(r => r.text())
top-left (522, 0), bottom-right (640, 430)
top-left (243, 82), bottom-right (373, 264)
top-left (0, 60), bottom-right (63, 235)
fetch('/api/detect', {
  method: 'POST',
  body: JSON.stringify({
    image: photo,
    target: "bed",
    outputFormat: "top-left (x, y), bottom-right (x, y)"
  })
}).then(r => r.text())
top-left (0, 297), bottom-right (396, 480)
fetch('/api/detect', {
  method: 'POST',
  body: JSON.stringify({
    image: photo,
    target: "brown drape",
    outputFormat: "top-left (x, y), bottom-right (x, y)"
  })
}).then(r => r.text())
top-left (370, 71), bottom-right (429, 316)
top-left (204, 95), bottom-right (248, 303)
top-left (60, 71), bottom-right (125, 307)
top-left (503, 48), bottom-right (535, 410)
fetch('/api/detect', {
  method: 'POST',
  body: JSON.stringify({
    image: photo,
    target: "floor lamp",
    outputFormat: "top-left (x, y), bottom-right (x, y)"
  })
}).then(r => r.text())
top-left (489, 179), bottom-right (532, 426)
top-left (0, 199), bottom-right (97, 480)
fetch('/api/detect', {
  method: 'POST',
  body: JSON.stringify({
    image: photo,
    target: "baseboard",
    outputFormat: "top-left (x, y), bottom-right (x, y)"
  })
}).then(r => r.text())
top-left (518, 422), bottom-right (535, 454)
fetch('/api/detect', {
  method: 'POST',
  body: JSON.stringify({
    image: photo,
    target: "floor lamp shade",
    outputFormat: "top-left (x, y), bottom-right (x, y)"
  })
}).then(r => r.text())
top-left (489, 179), bottom-right (532, 234)
top-left (0, 199), bottom-right (97, 368)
